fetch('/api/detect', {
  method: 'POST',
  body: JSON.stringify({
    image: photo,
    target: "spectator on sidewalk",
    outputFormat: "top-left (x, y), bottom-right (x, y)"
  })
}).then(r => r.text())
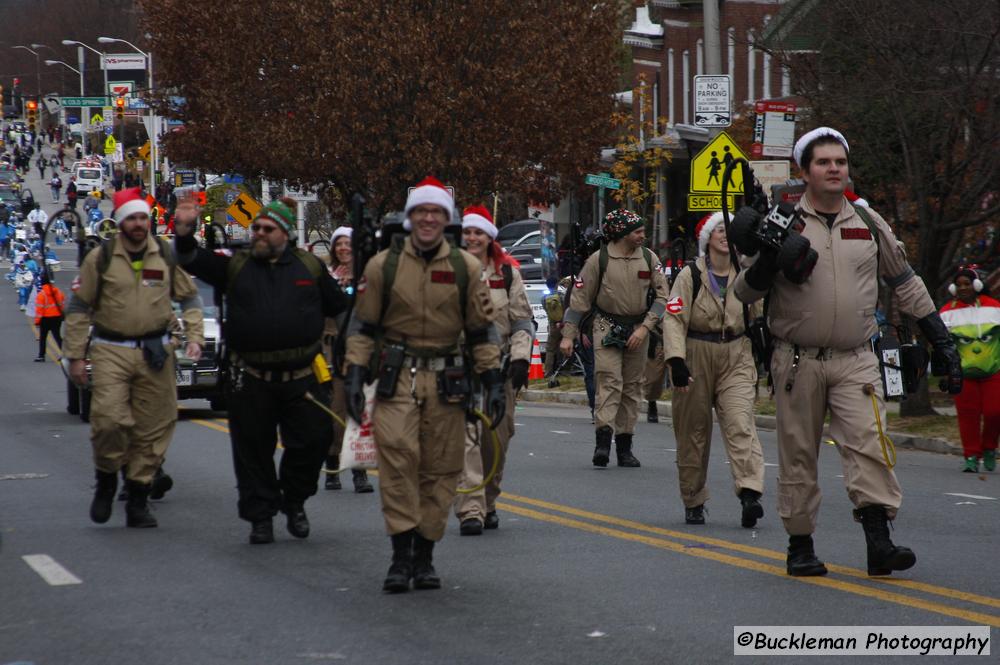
top-left (940, 266), bottom-right (1000, 472)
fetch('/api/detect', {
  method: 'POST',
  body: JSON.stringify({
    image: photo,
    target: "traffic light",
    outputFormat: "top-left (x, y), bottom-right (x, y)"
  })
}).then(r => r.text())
top-left (26, 99), bottom-right (37, 132)
top-left (115, 96), bottom-right (125, 120)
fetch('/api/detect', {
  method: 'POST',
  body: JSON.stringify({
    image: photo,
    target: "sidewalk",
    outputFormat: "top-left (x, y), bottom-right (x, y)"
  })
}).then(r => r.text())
top-left (520, 388), bottom-right (963, 457)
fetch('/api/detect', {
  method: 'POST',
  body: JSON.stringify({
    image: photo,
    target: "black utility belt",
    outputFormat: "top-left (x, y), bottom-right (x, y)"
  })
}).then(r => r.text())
top-left (243, 365), bottom-right (315, 383)
top-left (92, 327), bottom-right (168, 344)
top-left (687, 329), bottom-right (745, 344)
top-left (595, 307), bottom-right (646, 327)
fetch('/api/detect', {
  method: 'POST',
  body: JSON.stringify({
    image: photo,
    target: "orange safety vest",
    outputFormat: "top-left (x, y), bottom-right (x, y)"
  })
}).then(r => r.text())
top-left (34, 284), bottom-right (65, 324)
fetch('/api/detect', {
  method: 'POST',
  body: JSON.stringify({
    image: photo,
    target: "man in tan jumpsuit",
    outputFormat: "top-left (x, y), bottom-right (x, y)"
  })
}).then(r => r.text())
top-left (453, 206), bottom-right (534, 535)
top-left (733, 127), bottom-right (963, 577)
top-left (560, 209), bottom-right (669, 468)
top-left (664, 212), bottom-right (764, 527)
top-left (344, 177), bottom-right (503, 593)
top-left (65, 187), bottom-right (203, 528)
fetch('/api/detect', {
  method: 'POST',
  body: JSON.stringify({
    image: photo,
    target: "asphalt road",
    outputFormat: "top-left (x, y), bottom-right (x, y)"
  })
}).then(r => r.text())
top-left (1, 151), bottom-right (998, 664)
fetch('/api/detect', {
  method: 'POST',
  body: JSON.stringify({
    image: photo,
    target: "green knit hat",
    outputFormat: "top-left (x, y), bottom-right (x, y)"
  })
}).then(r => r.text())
top-left (255, 199), bottom-right (297, 241)
top-left (603, 208), bottom-right (644, 240)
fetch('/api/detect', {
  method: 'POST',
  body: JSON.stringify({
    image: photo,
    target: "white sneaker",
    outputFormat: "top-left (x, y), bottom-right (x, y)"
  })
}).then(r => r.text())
top-left (19, 304), bottom-right (26, 311)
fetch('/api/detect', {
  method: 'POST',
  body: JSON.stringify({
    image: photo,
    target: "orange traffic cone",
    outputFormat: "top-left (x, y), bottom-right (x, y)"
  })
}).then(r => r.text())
top-left (528, 338), bottom-right (545, 381)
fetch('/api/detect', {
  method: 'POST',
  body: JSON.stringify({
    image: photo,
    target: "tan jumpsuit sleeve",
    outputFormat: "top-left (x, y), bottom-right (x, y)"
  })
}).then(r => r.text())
top-left (62, 249), bottom-right (101, 359)
top-left (464, 255), bottom-right (501, 375)
top-left (344, 254), bottom-right (384, 368)
top-left (173, 267), bottom-right (204, 347)
top-left (869, 211), bottom-right (936, 319)
top-left (642, 254), bottom-right (669, 333)
top-left (662, 265), bottom-right (694, 361)
top-left (561, 252), bottom-right (600, 342)
top-left (506, 267), bottom-right (534, 363)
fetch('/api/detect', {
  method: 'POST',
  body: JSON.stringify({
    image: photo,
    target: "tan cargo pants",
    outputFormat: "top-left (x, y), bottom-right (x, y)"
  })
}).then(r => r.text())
top-left (672, 337), bottom-right (764, 508)
top-left (89, 341), bottom-right (177, 484)
top-left (771, 340), bottom-right (902, 535)
top-left (454, 380), bottom-right (516, 521)
top-left (373, 368), bottom-right (466, 541)
top-left (594, 315), bottom-right (648, 434)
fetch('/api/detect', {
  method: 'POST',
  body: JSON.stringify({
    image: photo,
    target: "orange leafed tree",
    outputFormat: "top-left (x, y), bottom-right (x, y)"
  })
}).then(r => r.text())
top-left (142, 1), bottom-right (623, 215)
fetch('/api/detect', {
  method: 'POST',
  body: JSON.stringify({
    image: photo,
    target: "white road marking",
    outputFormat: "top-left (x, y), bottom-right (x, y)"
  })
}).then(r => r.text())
top-left (22, 554), bottom-right (82, 586)
top-left (515, 423), bottom-right (525, 426)
top-left (0, 473), bottom-right (50, 481)
top-left (945, 492), bottom-right (997, 501)
top-left (551, 430), bottom-right (571, 435)
top-left (954, 501), bottom-right (978, 506)
top-left (764, 463), bottom-right (778, 467)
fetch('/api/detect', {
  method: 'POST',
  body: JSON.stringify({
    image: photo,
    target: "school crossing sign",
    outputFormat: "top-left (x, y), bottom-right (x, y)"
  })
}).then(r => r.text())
top-left (687, 131), bottom-right (749, 211)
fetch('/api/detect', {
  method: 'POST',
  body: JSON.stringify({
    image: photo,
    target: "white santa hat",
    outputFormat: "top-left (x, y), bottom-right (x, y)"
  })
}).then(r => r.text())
top-left (112, 187), bottom-right (151, 226)
top-left (402, 176), bottom-right (454, 231)
top-left (461, 205), bottom-right (497, 239)
top-left (331, 226), bottom-right (352, 242)
top-left (696, 211), bottom-right (725, 256)
top-left (793, 127), bottom-right (850, 167)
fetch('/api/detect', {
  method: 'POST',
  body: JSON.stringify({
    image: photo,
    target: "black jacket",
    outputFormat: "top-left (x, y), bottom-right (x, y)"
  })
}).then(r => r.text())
top-left (178, 240), bottom-right (347, 370)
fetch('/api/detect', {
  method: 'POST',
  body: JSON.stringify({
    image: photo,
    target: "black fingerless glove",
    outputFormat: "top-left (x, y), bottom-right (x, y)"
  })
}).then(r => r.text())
top-left (345, 364), bottom-right (369, 423)
top-left (667, 357), bottom-right (691, 388)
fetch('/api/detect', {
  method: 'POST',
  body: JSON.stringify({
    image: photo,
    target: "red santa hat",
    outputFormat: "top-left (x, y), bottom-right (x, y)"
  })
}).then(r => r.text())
top-left (402, 176), bottom-right (454, 230)
top-left (695, 211), bottom-right (725, 256)
top-left (844, 189), bottom-right (869, 208)
top-left (113, 187), bottom-right (151, 225)
top-left (461, 205), bottom-right (497, 239)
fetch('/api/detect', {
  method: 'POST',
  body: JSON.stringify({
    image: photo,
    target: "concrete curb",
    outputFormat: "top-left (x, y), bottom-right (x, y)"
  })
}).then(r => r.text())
top-left (521, 389), bottom-right (962, 457)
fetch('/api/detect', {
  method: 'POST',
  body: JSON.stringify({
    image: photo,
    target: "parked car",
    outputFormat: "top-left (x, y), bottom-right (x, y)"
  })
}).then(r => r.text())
top-left (0, 185), bottom-right (19, 207)
top-left (509, 231), bottom-right (542, 265)
top-left (497, 220), bottom-right (539, 248)
top-left (67, 277), bottom-right (226, 421)
top-left (522, 281), bottom-right (550, 354)
top-left (0, 167), bottom-right (21, 192)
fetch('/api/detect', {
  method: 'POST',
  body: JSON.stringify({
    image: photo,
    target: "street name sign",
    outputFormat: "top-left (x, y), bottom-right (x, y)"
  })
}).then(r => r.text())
top-left (585, 173), bottom-right (621, 190)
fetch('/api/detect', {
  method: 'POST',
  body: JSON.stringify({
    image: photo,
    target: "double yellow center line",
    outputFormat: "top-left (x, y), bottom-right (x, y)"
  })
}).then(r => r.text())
top-left (187, 417), bottom-right (1000, 627)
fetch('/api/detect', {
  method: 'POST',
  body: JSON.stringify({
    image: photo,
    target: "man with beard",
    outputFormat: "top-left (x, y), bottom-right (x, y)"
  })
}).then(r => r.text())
top-left (173, 196), bottom-right (349, 544)
top-left (64, 188), bottom-right (204, 528)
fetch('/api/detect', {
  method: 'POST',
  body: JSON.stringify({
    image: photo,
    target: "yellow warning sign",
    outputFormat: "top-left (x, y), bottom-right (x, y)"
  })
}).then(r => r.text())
top-left (227, 192), bottom-right (262, 228)
top-left (689, 131), bottom-right (749, 193)
top-left (103, 135), bottom-right (117, 155)
top-left (90, 113), bottom-right (104, 125)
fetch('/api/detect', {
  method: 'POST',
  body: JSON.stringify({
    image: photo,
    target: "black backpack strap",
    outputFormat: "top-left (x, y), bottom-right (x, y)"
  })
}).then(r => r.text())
top-left (380, 234), bottom-right (407, 324)
top-left (852, 204), bottom-right (881, 279)
top-left (92, 236), bottom-right (116, 308)
top-left (689, 260), bottom-right (701, 304)
top-left (447, 241), bottom-right (469, 322)
top-left (501, 262), bottom-right (513, 296)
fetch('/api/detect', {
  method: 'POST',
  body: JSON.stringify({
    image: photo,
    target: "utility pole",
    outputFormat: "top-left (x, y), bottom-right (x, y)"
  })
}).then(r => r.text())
top-left (703, 0), bottom-right (722, 75)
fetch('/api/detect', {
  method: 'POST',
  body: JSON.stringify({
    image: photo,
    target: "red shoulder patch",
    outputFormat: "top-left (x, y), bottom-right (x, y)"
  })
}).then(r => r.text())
top-left (356, 275), bottom-right (367, 294)
top-left (574, 278), bottom-right (584, 290)
top-left (666, 296), bottom-right (684, 315)
top-left (488, 278), bottom-right (506, 289)
top-left (295, 279), bottom-right (315, 287)
top-left (841, 227), bottom-right (872, 240)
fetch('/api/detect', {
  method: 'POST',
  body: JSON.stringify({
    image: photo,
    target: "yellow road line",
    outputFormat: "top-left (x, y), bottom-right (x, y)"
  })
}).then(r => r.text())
top-left (185, 418), bottom-right (1000, 623)
top-left (495, 501), bottom-right (1000, 628)
top-left (501, 492), bottom-right (1000, 611)
top-left (190, 418), bottom-right (231, 435)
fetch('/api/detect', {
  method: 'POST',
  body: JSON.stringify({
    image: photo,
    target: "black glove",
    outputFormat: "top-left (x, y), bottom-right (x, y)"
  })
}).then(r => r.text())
top-left (509, 359), bottom-right (529, 391)
top-left (917, 313), bottom-right (963, 395)
top-left (173, 225), bottom-right (198, 257)
top-left (480, 368), bottom-right (506, 429)
top-left (667, 357), bottom-right (691, 388)
top-left (729, 206), bottom-right (762, 256)
top-left (744, 244), bottom-right (780, 292)
top-left (777, 233), bottom-right (818, 285)
top-left (345, 364), bottom-right (369, 423)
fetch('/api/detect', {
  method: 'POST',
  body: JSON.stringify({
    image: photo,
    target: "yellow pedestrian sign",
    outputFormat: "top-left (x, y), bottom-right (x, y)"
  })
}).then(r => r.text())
top-left (90, 113), bottom-right (104, 126)
top-left (689, 131), bottom-right (749, 194)
top-left (227, 192), bottom-right (262, 228)
top-left (103, 135), bottom-right (117, 156)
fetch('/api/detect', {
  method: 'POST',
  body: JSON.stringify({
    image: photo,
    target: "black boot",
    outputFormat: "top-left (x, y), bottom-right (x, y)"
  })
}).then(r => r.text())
top-left (90, 470), bottom-right (117, 524)
top-left (124, 481), bottom-right (158, 528)
top-left (854, 505), bottom-right (916, 576)
top-left (647, 401), bottom-right (659, 423)
top-left (593, 426), bottom-right (613, 467)
top-left (786, 535), bottom-right (827, 577)
top-left (352, 469), bottom-right (374, 493)
top-left (324, 455), bottom-right (341, 490)
top-left (383, 530), bottom-right (414, 593)
top-left (615, 433), bottom-right (641, 467)
top-left (149, 467), bottom-right (173, 500)
top-left (412, 532), bottom-right (441, 590)
top-left (685, 505), bottom-right (705, 525)
top-left (249, 519), bottom-right (274, 544)
top-left (284, 503), bottom-right (310, 539)
top-left (739, 488), bottom-right (764, 528)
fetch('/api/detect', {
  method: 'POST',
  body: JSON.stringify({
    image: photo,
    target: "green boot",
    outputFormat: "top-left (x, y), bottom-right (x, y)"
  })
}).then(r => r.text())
top-left (963, 456), bottom-right (979, 473)
top-left (983, 449), bottom-right (996, 472)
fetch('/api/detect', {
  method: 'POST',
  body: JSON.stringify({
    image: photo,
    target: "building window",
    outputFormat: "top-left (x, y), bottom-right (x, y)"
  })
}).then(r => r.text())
top-left (683, 50), bottom-right (690, 124)
top-left (746, 31), bottom-right (755, 104)
top-left (781, 64), bottom-right (791, 97)
top-left (727, 27), bottom-right (735, 76)
top-left (761, 16), bottom-right (771, 99)
top-left (667, 48), bottom-right (675, 126)
top-left (696, 38), bottom-right (704, 76)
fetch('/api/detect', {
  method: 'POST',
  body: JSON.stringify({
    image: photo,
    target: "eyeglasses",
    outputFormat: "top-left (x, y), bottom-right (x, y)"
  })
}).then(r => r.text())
top-left (410, 206), bottom-right (447, 219)
top-left (251, 224), bottom-right (279, 234)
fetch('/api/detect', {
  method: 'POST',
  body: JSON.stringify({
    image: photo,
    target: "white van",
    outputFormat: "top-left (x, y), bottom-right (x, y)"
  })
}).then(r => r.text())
top-left (73, 161), bottom-right (104, 195)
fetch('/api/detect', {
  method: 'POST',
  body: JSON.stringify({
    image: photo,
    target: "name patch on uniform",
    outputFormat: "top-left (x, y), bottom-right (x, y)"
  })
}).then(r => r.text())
top-left (295, 279), bottom-right (315, 287)
top-left (142, 269), bottom-right (164, 280)
top-left (666, 296), bottom-right (684, 315)
top-left (431, 271), bottom-right (456, 284)
top-left (488, 278), bottom-right (507, 289)
top-left (638, 270), bottom-right (651, 279)
top-left (841, 228), bottom-right (872, 240)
